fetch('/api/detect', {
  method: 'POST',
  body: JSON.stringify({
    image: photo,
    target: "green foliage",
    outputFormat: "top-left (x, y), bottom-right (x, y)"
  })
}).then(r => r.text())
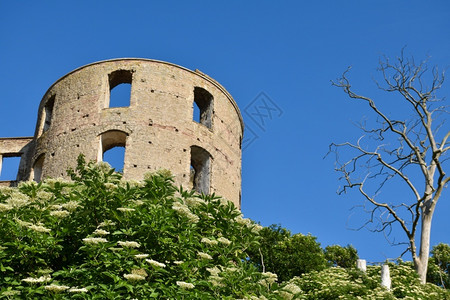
top-left (283, 261), bottom-right (449, 299)
top-left (324, 244), bottom-right (358, 268)
top-left (0, 156), bottom-right (270, 299)
top-left (248, 224), bottom-right (328, 282)
top-left (0, 156), bottom-right (448, 299)
top-left (428, 243), bottom-right (450, 289)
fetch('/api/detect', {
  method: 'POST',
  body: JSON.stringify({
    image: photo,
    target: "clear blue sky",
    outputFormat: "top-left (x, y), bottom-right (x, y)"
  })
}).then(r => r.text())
top-left (1, 1), bottom-right (450, 264)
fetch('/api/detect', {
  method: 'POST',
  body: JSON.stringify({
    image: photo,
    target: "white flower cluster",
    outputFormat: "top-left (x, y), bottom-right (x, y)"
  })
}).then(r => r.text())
top-left (36, 190), bottom-right (53, 202)
top-left (207, 266), bottom-right (224, 287)
top-left (200, 211), bottom-right (214, 219)
top-left (0, 203), bottom-right (12, 212)
top-left (262, 272), bottom-right (278, 281)
top-left (209, 275), bottom-right (224, 287)
top-left (124, 273), bottom-right (146, 281)
top-left (197, 252), bottom-right (213, 260)
top-left (133, 268), bottom-right (148, 276)
top-left (206, 266), bottom-right (221, 276)
top-left (43, 178), bottom-right (72, 187)
top-left (29, 224), bottom-right (51, 233)
top-left (176, 281), bottom-right (195, 289)
top-left (5, 191), bottom-right (30, 208)
top-left (134, 254), bottom-right (149, 259)
top-left (82, 237), bottom-right (108, 244)
top-left (60, 187), bottom-right (74, 196)
top-left (184, 197), bottom-right (206, 207)
top-left (97, 220), bottom-right (116, 227)
top-left (14, 218), bottom-right (32, 227)
top-left (49, 204), bottom-right (63, 210)
top-left (22, 275), bottom-right (51, 284)
top-left (118, 241), bottom-right (140, 248)
top-left (104, 182), bottom-right (117, 190)
top-left (50, 210), bottom-right (70, 218)
top-left (61, 201), bottom-right (82, 211)
top-left (96, 161), bottom-right (112, 174)
top-left (277, 283), bottom-right (302, 299)
top-left (218, 198), bottom-right (230, 207)
top-left (251, 223), bottom-right (263, 233)
top-left (44, 284), bottom-right (70, 292)
top-left (234, 214), bottom-right (263, 232)
top-left (41, 178), bottom-right (73, 193)
top-left (1, 290), bottom-right (21, 296)
top-left (146, 259), bottom-right (166, 268)
top-left (234, 214), bottom-right (252, 226)
top-left (124, 268), bottom-right (148, 281)
top-left (201, 237), bottom-right (218, 246)
top-left (258, 272), bottom-right (278, 287)
top-left (93, 229), bottom-right (110, 236)
top-left (117, 207), bottom-right (135, 212)
top-left (68, 287), bottom-right (88, 293)
top-left (172, 202), bottom-right (199, 223)
top-left (0, 186), bottom-right (14, 195)
top-left (130, 199), bottom-right (144, 206)
top-left (217, 237), bottom-right (231, 245)
top-left (119, 179), bottom-right (145, 188)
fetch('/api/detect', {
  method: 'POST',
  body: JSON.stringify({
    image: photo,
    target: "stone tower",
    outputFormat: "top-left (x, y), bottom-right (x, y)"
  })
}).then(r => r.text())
top-left (0, 59), bottom-right (244, 208)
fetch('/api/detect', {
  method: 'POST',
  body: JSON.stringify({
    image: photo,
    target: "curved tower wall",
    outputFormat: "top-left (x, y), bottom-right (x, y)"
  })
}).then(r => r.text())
top-left (25, 59), bottom-right (243, 207)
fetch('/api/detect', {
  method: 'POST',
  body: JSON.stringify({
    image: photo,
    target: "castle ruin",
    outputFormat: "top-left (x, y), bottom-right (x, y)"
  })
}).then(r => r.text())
top-left (0, 59), bottom-right (243, 208)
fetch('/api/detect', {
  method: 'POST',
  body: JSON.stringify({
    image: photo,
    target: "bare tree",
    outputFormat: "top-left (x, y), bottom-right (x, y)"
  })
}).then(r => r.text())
top-left (329, 51), bottom-right (448, 283)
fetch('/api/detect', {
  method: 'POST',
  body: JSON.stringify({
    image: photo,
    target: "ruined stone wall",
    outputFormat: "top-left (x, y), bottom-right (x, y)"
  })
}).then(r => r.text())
top-left (19, 59), bottom-right (243, 207)
top-left (0, 137), bottom-right (34, 185)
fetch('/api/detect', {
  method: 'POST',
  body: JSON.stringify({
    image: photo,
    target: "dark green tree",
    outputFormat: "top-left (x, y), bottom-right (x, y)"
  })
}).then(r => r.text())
top-left (248, 224), bottom-right (328, 282)
top-left (324, 244), bottom-right (358, 268)
top-left (427, 243), bottom-right (450, 288)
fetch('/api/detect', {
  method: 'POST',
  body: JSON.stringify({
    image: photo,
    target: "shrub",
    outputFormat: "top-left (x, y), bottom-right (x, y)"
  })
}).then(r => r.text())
top-left (248, 224), bottom-right (328, 282)
top-left (0, 156), bottom-right (270, 299)
top-left (324, 244), bottom-right (358, 268)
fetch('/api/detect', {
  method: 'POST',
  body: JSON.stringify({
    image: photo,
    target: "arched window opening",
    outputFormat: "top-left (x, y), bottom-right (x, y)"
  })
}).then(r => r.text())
top-left (190, 146), bottom-right (211, 194)
top-left (32, 154), bottom-right (45, 183)
top-left (193, 87), bottom-right (213, 129)
top-left (43, 95), bottom-right (55, 133)
top-left (98, 130), bottom-right (128, 172)
top-left (108, 70), bottom-right (132, 108)
top-left (0, 155), bottom-right (21, 181)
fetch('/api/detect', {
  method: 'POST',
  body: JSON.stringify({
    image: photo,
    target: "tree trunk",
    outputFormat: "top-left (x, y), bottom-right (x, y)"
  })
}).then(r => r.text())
top-left (415, 213), bottom-right (433, 284)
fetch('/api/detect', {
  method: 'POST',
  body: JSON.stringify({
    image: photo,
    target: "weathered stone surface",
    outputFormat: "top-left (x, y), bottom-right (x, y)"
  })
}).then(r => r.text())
top-left (1, 59), bottom-right (243, 207)
top-left (0, 137), bottom-right (34, 185)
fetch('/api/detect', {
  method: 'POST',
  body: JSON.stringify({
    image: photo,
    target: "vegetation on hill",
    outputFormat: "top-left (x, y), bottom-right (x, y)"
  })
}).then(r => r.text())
top-left (0, 156), bottom-right (448, 299)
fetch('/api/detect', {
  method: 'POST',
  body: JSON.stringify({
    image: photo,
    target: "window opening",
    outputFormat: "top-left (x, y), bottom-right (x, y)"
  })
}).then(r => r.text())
top-left (0, 156), bottom-right (21, 181)
top-left (98, 130), bottom-right (127, 172)
top-left (43, 95), bottom-right (55, 133)
top-left (103, 146), bottom-right (125, 173)
top-left (190, 146), bottom-right (211, 194)
top-left (108, 70), bottom-right (132, 107)
top-left (32, 155), bottom-right (45, 183)
top-left (193, 87), bottom-right (213, 129)
top-left (193, 101), bottom-right (201, 123)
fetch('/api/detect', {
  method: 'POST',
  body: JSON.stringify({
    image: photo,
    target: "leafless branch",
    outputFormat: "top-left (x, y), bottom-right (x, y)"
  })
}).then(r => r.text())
top-left (328, 51), bottom-right (449, 283)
